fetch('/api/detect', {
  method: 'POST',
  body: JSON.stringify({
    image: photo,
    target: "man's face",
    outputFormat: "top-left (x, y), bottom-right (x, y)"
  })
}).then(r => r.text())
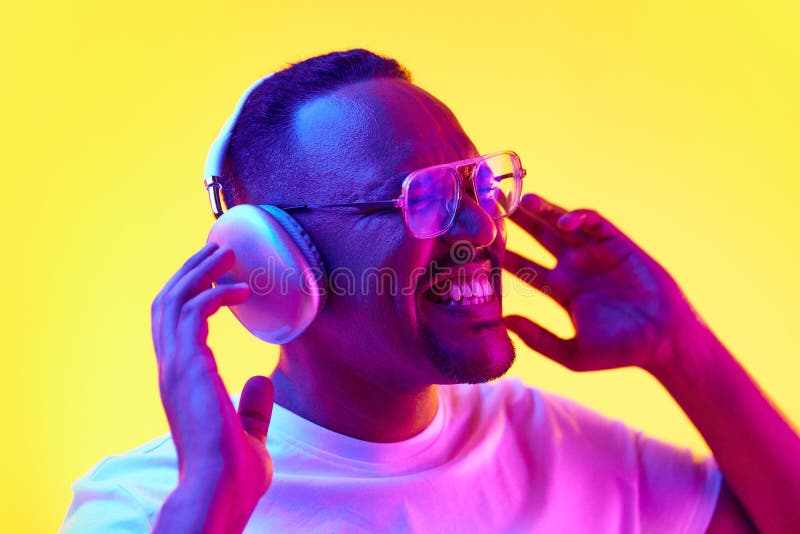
top-left (284, 78), bottom-right (515, 389)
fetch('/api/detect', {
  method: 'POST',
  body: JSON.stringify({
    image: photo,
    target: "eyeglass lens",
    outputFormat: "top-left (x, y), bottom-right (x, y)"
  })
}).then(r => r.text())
top-left (474, 153), bottom-right (521, 218)
top-left (405, 167), bottom-right (459, 238)
top-left (405, 153), bottom-right (522, 238)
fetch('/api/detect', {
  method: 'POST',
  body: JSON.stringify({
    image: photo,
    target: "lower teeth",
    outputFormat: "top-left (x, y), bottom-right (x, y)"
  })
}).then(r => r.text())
top-left (441, 295), bottom-right (492, 306)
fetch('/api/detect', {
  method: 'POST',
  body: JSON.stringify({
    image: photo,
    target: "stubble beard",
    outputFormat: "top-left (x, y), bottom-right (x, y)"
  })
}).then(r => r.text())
top-left (417, 318), bottom-right (516, 385)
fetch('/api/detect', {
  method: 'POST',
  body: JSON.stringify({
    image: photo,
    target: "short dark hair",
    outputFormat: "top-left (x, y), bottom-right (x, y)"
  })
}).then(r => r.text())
top-left (224, 49), bottom-right (412, 207)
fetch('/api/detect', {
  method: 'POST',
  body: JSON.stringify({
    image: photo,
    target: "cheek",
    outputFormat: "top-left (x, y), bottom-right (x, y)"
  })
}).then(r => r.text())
top-left (305, 211), bottom-right (436, 317)
top-left (306, 216), bottom-right (386, 270)
top-left (323, 225), bottom-right (412, 303)
top-left (388, 239), bottom-right (436, 322)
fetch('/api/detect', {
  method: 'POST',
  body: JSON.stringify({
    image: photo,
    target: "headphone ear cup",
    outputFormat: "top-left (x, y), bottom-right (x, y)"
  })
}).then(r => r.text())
top-left (257, 205), bottom-right (328, 308)
top-left (206, 204), bottom-right (326, 344)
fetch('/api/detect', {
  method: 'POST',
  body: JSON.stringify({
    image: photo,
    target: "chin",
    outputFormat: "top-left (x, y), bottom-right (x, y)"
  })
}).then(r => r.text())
top-left (421, 324), bottom-right (516, 385)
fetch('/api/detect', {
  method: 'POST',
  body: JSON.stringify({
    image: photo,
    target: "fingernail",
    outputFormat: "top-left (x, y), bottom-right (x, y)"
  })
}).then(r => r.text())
top-left (557, 212), bottom-right (584, 231)
top-left (556, 213), bottom-right (573, 230)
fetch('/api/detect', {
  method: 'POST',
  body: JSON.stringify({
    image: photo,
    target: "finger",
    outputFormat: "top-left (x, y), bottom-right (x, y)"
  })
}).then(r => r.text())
top-left (509, 204), bottom-right (571, 256)
top-left (151, 242), bottom-right (219, 351)
top-left (510, 194), bottom-right (587, 255)
top-left (556, 209), bottom-right (619, 241)
top-left (160, 242), bottom-right (220, 299)
top-left (159, 248), bottom-right (239, 357)
top-left (238, 376), bottom-right (275, 446)
top-left (504, 315), bottom-right (578, 370)
top-left (175, 282), bottom-right (250, 356)
top-left (159, 285), bottom-right (248, 453)
top-left (170, 247), bottom-right (238, 307)
top-left (520, 194), bottom-right (569, 228)
top-left (555, 211), bottom-right (587, 233)
top-left (556, 209), bottom-right (639, 271)
top-left (502, 249), bottom-right (551, 291)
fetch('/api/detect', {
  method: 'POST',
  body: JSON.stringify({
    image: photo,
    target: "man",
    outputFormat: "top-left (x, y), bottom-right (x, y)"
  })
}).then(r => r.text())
top-left (63, 49), bottom-right (799, 532)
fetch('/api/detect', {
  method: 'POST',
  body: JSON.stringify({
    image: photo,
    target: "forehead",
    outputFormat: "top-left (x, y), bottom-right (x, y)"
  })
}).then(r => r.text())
top-left (292, 78), bottom-right (477, 194)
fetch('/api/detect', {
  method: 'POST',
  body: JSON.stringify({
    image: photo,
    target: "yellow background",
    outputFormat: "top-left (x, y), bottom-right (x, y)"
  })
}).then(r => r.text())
top-left (2, 1), bottom-right (798, 531)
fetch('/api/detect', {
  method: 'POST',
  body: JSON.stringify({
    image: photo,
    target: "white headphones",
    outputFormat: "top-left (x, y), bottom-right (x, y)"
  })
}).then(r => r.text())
top-left (204, 74), bottom-right (327, 345)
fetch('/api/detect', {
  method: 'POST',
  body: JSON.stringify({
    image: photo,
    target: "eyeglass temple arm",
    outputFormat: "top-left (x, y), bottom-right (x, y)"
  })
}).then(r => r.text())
top-left (203, 174), bottom-right (402, 216)
top-left (486, 171), bottom-right (523, 181)
top-left (282, 198), bottom-right (402, 212)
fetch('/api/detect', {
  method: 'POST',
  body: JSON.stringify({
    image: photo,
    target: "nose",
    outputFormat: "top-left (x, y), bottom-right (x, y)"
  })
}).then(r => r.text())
top-left (441, 193), bottom-right (497, 248)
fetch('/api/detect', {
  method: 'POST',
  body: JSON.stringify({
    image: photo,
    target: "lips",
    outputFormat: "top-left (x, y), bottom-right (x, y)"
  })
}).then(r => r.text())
top-left (427, 276), bottom-right (495, 305)
top-left (420, 260), bottom-right (500, 307)
top-left (415, 251), bottom-right (505, 339)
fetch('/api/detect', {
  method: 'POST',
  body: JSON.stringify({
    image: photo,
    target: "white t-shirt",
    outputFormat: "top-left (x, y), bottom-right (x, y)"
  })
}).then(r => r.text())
top-left (61, 378), bottom-right (721, 533)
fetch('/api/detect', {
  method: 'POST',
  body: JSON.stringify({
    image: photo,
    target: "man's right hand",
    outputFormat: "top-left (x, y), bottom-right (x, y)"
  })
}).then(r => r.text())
top-left (150, 242), bottom-right (274, 533)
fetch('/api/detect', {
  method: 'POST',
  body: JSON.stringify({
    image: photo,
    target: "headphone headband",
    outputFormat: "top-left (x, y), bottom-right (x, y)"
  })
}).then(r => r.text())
top-left (204, 73), bottom-right (275, 218)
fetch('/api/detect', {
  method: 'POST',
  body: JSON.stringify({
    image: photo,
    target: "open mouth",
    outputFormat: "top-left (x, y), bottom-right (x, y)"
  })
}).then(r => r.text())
top-left (422, 272), bottom-right (498, 307)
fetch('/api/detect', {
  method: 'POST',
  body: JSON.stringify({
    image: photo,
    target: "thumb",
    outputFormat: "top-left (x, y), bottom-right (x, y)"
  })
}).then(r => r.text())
top-left (238, 375), bottom-right (274, 446)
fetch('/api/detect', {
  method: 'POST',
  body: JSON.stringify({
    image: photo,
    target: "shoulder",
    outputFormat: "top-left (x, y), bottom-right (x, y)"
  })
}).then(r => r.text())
top-left (450, 378), bottom-right (721, 531)
top-left (62, 434), bottom-right (178, 532)
top-left (444, 376), bottom-right (635, 446)
top-left (77, 433), bottom-right (178, 489)
top-left (443, 377), bottom-right (713, 486)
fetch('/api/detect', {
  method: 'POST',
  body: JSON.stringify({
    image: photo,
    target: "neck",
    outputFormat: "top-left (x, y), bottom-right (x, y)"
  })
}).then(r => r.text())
top-left (269, 348), bottom-right (439, 443)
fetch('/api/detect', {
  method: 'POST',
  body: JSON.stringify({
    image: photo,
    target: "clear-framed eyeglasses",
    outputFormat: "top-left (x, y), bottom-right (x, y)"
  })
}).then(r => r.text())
top-left (280, 150), bottom-right (526, 239)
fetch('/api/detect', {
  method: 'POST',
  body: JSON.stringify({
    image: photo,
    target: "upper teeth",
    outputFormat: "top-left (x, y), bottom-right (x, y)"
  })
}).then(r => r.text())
top-left (448, 277), bottom-right (493, 303)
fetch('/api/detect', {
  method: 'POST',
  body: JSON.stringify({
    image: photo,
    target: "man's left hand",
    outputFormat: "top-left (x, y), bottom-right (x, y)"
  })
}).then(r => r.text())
top-left (503, 193), bottom-right (704, 373)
